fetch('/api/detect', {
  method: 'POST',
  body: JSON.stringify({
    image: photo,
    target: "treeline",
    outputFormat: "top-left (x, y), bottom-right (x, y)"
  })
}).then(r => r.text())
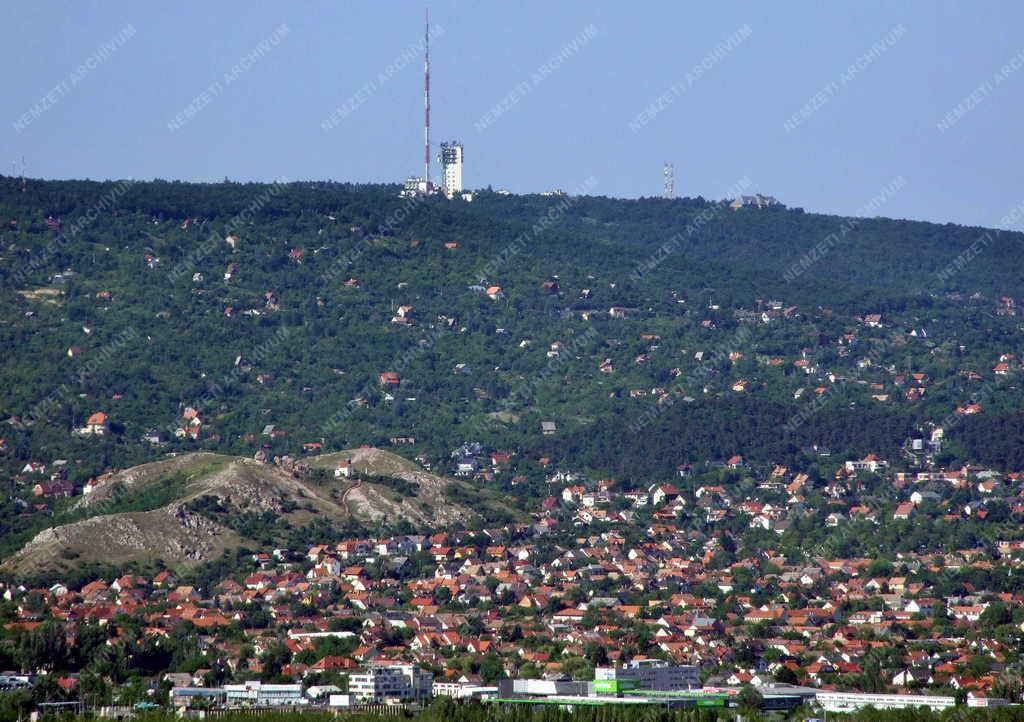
top-left (953, 411), bottom-right (1024, 471)
top-left (534, 396), bottom-right (916, 483)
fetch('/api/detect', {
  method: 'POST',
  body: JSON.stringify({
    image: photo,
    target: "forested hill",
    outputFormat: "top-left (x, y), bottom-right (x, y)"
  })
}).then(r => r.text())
top-left (2, 176), bottom-right (1024, 499)
top-left (6, 177), bottom-right (1022, 300)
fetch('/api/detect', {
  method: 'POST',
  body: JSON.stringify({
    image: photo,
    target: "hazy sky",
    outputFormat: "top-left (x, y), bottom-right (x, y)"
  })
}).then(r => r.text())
top-left (3, 1), bottom-right (1023, 228)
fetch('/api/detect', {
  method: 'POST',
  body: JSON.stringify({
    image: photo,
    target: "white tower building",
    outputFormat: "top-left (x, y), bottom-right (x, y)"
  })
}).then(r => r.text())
top-left (439, 141), bottom-right (464, 197)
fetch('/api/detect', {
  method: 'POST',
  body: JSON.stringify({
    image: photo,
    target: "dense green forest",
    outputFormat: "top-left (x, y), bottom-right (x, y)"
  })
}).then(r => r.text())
top-left (2, 176), bottom-right (1024, 497)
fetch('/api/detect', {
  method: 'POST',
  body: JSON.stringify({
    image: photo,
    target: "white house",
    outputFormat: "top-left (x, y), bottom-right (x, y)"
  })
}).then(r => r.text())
top-left (845, 454), bottom-right (888, 473)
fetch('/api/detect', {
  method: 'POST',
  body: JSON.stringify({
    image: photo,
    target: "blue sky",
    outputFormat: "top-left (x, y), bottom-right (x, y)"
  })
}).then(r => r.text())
top-left (3, 1), bottom-right (1023, 228)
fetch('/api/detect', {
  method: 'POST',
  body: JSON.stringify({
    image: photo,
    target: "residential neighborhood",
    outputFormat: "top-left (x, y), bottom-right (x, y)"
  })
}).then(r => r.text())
top-left (3, 439), bottom-right (1024, 714)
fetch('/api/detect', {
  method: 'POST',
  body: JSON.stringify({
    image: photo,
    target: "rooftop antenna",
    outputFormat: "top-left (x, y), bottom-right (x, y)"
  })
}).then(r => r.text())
top-left (663, 162), bottom-right (675, 200)
top-left (424, 9), bottom-right (431, 191)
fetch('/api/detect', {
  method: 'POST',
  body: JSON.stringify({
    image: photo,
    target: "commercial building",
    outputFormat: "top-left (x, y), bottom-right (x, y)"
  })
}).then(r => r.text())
top-left (170, 687), bottom-right (226, 709)
top-left (488, 695), bottom-right (688, 709)
top-left (594, 660), bottom-right (701, 692)
top-left (432, 681), bottom-right (498, 699)
top-left (815, 691), bottom-right (956, 712)
top-left (498, 679), bottom-right (591, 698)
top-left (223, 681), bottom-right (305, 706)
top-left (349, 664), bottom-right (433, 703)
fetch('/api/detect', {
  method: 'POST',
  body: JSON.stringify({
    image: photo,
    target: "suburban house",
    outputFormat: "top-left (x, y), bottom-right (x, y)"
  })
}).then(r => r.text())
top-left (845, 454), bottom-right (888, 474)
top-left (76, 412), bottom-right (110, 436)
top-left (33, 479), bottom-right (73, 499)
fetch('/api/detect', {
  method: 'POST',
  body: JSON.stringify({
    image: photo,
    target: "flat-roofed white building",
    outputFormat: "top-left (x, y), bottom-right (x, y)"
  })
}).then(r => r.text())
top-left (349, 664), bottom-right (433, 703)
top-left (439, 141), bottom-right (463, 197)
top-left (432, 681), bottom-right (497, 699)
top-left (223, 681), bottom-right (305, 706)
top-left (816, 691), bottom-right (955, 712)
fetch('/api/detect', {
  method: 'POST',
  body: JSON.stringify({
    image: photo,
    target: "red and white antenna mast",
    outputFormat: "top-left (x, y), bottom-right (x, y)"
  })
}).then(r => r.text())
top-left (424, 9), bottom-right (431, 190)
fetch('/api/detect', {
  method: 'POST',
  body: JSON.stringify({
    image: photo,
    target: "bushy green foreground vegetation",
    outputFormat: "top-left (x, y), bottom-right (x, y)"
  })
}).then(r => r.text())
top-left (5, 701), bottom-right (1024, 722)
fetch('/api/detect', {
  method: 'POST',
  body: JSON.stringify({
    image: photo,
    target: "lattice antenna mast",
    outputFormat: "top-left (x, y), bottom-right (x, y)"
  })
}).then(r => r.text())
top-left (663, 162), bottom-right (675, 199)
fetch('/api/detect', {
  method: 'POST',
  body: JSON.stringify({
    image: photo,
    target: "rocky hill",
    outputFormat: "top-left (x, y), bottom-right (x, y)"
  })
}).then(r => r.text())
top-left (1, 448), bottom-right (509, 576)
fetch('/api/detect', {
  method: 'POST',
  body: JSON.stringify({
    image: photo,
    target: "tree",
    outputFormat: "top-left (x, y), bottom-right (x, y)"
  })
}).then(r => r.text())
top-left (0, 688), bottom-right (33, 722)
top-left (867, 558), bottom-right (893, 578)
top-left (858, 651), bottom-right (887, 694)
top-left (583, 642), bottom-right (608, 666)
top-left (517, 662), bottom-right (540, 679)
top-left (478, 655), bottom-right (506, 684)
top-left (31, 676), bottom-right (65, 704)
top-left (967, 654), bottom-right (992, 677)
top-left (79, 673), bottom-right (111, 708)
top-left (979, 602), bottom-right (1012, 629)
top-left (774, 666), bottom-right (799, 685)
top-left (991, 672), bottom-right (1021, 703)
top-left (17, 621), bottom-right (69, 672)
top-left (115, 677), bottom-right (150, 706)
top-left (502, 624), bottom-right (523, 642)
top-left (736, 684), bottom-right (763, 711)
top-left (258, 642), bottom-right (292, 679)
